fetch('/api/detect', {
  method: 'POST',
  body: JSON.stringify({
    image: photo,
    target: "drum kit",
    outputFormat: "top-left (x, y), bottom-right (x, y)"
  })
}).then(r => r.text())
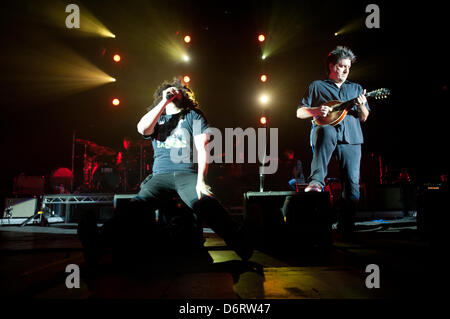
top-left (74, 138), bottom-right (151, 193)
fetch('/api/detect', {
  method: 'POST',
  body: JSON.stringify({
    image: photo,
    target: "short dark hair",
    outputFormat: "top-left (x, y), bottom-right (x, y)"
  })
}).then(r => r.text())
top-left (326, 46), bottom-right (356, 75)
top-left (147, 77), bottom-right (199, 112)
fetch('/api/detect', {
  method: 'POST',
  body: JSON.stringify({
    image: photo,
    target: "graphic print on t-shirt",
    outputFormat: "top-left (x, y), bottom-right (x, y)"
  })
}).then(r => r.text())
top-left (156, 118), bottom-right (188, 149)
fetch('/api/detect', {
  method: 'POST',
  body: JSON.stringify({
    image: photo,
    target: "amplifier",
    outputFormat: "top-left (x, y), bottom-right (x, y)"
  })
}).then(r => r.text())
top-left (417, 183), bottom-right (449, 243)
top-left (4, 198), bottom-right (38, 218)
top-left (13, 175), bottom-right (45, 195)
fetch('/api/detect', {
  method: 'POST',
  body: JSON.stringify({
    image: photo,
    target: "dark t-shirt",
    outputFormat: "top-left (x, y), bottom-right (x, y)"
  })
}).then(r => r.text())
top-left (144, 108), bottom-right (210, 175)
top-left (298, 79), bottom-right (370, 144)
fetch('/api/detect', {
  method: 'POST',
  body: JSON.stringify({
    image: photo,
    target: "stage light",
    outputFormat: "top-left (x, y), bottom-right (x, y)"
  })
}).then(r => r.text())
top-left (183, 75), bottom-right (191, 83)
top-left (335, 17), bottom-right (366, 36)
top-left (112, 98), bottom-right (120, 106)
top-left (258, 34), bottom-right (266, 42)
top-left (113, 54), bottom-right (121, 62)
top-left (259, 94), bottom-right (269, 104)
top-left (184, 35), bottom-right (191, 43)
top-left (260, 116), bottom-right (267, 125)
top-left (9, 39), bottom-right (118, 101)
top-left (182, 54), bottom-right (190, 62)
top-left (111, 78), bottom-right (116, 82)
top-left (262, 55), bottom-right (266, 60)
top-left (260, 74), bottom-right (268, 82)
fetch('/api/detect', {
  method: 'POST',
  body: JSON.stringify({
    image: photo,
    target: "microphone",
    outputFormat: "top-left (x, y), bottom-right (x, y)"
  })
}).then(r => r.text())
top-left (166, 89), bottom-right (180, 100)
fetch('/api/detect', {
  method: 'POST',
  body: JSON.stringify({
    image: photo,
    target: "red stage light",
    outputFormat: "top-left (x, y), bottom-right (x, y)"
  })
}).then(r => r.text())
top-left (258, 34), bottom-right (265, 42)
top-left (260, 74), bottom-right (268, 82)
top-left (112, 98), bottom-right (120, 106)
top-left (184, 35), bottom-right (191, 43)
top-left (113, 54), bottom-right (121, 62)
top-left (260, 116), bottom-right (267, 125)
top-left (183, 75), bottom-right (191, 83)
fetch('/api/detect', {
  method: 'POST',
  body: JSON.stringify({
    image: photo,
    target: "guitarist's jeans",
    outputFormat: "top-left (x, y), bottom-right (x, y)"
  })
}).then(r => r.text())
top-left (309, 125), bottom-right (361, 235)
top-left (309, 125), bottom-right (361, 202)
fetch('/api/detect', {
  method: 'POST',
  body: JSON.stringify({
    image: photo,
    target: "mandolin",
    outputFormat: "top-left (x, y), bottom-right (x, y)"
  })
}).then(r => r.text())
top-left (314, 88), bottom-right (390, 126)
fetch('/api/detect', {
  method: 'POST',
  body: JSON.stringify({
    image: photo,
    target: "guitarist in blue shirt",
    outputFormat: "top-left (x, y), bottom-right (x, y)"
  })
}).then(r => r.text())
top-left (296, 46), bottom-right (370, 239)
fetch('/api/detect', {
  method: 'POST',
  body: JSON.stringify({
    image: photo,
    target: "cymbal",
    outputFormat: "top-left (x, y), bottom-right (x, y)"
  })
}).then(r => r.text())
top-left (76, 138), bottom-right (116, 156)
top-left (75, 138), bottom-right (93, 145)
top-left (90, 145), bottom-right (116, 156)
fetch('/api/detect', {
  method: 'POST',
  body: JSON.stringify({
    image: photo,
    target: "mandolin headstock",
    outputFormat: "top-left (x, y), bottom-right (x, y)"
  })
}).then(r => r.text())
top-left (366, 88), bottom-right (391, 100)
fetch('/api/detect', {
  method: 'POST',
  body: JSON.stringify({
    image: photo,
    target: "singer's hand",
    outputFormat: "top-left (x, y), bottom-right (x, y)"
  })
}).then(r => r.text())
top-left (196, 180), bottom-right (213, 199)
top-left (162, 87), bottom-right (180, 102)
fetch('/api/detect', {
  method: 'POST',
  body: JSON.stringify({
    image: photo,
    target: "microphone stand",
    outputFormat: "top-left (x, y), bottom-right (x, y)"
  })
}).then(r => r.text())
top-left (71, 130), bottom-right (76, 193)
top-left (259, 120), bottom-right (268, 192)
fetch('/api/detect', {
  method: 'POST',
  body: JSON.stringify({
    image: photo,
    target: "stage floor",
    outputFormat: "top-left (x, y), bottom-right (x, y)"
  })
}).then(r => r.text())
top-left (0, 212), bottom-right (442, 301)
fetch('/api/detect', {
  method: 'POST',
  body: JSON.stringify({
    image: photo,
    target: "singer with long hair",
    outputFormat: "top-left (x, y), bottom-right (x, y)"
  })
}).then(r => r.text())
top-left (78, 77), bottom-right (252, 267)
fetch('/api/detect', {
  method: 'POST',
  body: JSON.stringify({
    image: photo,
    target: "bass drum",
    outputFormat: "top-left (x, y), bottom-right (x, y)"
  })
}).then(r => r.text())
top-left (92, 166), bottom-right (120, 193)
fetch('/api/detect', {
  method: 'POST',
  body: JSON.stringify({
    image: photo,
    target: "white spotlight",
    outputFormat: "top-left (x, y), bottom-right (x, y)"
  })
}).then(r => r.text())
top-left (259, 94), bottom-right (269, 104)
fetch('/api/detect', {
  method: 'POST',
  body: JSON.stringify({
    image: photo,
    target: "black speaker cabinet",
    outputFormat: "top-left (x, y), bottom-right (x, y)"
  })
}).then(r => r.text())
top-left (68, 204), bottom-right (114, 223)
top-left (285, 192), bottom-right (333, 249)
top-left (417, 183), bottom-right (449, 244)
top-left (244, 191), bottom-right (332, 251)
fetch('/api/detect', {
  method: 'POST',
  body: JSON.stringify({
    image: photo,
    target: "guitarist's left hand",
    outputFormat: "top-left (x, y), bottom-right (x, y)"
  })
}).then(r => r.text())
top-left (356, 89), bottom-right (367, 107)
top-left (356, 89), bottom-right (369, 122)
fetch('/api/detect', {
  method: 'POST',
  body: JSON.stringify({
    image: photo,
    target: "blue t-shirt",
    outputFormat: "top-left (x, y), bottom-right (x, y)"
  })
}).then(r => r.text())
top-left (299, 79), bottom-right (370, 144)
top-left (144, 109), bottom-right (210, 175)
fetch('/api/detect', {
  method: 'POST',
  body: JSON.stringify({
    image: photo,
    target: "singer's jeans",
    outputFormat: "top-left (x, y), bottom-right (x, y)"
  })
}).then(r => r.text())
top-left (309, 125), bottom-right (361, 202)
top-left (106, 172), bottom-right (240, 245)
top-left (135, 172), bottom-right (201, 210)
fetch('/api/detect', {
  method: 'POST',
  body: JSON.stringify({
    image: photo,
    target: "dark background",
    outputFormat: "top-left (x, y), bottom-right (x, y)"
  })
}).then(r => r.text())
top-left (1, 0), bottom-right (449, 206)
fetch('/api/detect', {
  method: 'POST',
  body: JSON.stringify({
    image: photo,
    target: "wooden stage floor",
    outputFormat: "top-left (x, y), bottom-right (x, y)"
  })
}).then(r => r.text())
top-left (0, 214), bottom-right (442, 304)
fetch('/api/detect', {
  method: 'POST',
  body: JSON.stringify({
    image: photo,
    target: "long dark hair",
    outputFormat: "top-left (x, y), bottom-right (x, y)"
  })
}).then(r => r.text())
top-left (146, 77), bottom-right (199, 113)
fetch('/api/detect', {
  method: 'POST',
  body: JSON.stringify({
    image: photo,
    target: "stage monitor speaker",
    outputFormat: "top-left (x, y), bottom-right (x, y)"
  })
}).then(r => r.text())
top-left (284, 192), bottom-right (333, 249)
top-left (113, 194), bottom-right (137, 209)
top-left (243, 191), bottom-right (332, 251)
top-left (243, 191), bottom-right (294, 249)
top-left (4, 198), bottom-right (38, 218)
top-left (68, 204), bottom-right (114, 223)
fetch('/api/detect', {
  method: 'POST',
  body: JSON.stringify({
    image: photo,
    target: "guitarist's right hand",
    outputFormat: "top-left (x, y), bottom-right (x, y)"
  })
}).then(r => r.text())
top-left (319, 105), bottom-right (332, 118)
